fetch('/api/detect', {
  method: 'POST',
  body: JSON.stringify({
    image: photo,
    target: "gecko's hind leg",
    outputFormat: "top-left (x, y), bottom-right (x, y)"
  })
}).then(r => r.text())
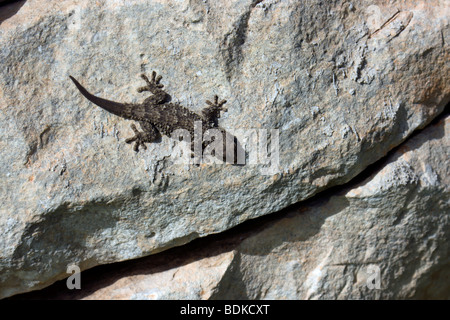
top-left (202, 95), bottom-right (227, 127)
top-left (137, 71), bottom-right (170, 104)
top-left (125, 121), bottom-right (161, 152)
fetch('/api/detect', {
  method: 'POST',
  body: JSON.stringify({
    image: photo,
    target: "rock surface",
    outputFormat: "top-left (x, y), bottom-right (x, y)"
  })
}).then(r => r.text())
top-left (87, 115), bottom-right (450, 300)
top-left (0, 0), bottom-right (448, 298)
top-left (11, 114), bottom-right (450, 300)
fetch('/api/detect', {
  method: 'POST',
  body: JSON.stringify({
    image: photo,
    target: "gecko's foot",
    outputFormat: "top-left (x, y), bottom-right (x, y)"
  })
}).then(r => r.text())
top-left (125, 124), bottom-right (149, 152)
top-left (202, 95), bottom-right (227, 127)
top-left (206, 95), bottom-right (227, 112)
top-left (137, 71), bottom-right (164, 93)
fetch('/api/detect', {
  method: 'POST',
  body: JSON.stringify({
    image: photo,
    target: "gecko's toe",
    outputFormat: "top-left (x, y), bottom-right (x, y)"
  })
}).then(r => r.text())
top-left (125, 136), bottom-right (137, 143)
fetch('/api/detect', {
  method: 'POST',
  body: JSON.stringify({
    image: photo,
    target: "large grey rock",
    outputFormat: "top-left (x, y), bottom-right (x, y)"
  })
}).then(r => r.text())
top-left (13, 114), bottom-right (450, 300)
top-left (0, 0), bottom-right (448, 298)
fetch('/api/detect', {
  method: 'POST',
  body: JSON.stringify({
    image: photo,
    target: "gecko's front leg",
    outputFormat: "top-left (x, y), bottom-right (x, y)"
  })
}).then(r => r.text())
top-left (202, 95), bottom-right (227, 128)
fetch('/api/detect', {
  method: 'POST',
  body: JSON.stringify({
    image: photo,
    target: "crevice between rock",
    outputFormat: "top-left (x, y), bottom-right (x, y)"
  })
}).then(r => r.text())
top-left (0, 0), bottom-right (26, 25)
top-left (220, 0), bottom-right (263, 81)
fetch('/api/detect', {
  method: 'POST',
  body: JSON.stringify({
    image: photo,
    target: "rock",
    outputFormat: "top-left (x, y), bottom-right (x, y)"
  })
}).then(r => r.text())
top-left (0, 0), bottom-right (448, 298)
top-left (13, 114), bottom-right (449, 300)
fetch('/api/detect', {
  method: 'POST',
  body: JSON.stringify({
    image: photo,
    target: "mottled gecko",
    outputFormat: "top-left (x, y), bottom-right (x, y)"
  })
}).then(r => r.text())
top-left (70, 71), bottom-right (238, 163)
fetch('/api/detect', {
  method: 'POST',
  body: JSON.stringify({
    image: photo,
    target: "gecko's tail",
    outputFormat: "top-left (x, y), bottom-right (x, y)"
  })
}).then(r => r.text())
top-left (69, 75), bottom-right (132, 118)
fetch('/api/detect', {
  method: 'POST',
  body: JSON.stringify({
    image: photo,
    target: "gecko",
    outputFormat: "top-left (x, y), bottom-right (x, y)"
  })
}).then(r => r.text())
top-left (69, 71), bottom-right (239, 163)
